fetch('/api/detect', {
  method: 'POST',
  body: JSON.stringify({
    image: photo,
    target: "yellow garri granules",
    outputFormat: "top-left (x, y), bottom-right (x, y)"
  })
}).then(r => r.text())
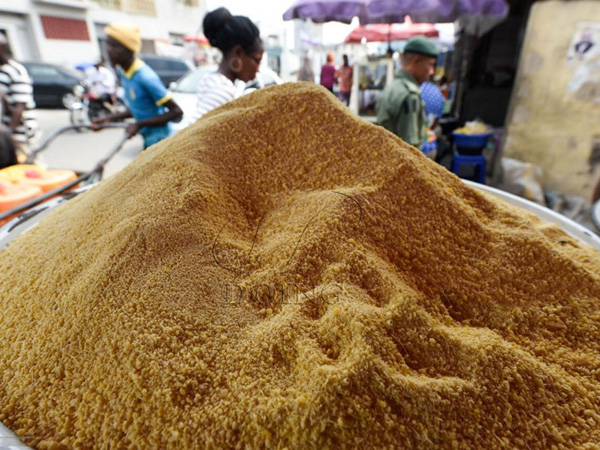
top-left (1, 83), bottom-right (600, 449)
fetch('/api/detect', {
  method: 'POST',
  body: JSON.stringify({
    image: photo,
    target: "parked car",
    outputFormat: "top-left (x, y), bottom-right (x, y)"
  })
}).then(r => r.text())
top-left (21, 62), bottom-right (83, 108)
top-left (139, 54), bottom-right (193, 88)
top-left (244, 67), bottom-right (284, 92)
top-left (169, 65), bottom-right (283, 130)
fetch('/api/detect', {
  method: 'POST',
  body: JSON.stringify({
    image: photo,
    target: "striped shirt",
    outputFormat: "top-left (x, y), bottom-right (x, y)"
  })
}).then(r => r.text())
top-left (190, 72), bottom-right (238, 124)
top-left (0, 60), bottom-right (37, 143)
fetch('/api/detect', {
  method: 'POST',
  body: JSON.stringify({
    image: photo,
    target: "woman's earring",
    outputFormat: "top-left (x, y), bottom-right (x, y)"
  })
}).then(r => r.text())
top-left (229, 57), bottom-right (243, 73)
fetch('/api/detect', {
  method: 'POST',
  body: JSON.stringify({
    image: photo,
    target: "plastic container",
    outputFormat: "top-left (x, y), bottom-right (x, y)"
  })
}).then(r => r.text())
top-left (452, 131), bottom-right (493, 154)
top-left (0, 181), bottom-right (43, 213)
top-left (0, 164), bottom-right (44, 183)
top-left (19, 169), bottom-right (78, 193)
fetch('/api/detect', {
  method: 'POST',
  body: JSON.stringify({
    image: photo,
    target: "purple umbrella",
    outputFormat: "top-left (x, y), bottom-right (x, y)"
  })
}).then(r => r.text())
top-left (283, 0), bottom-right (508, 24)
top-left (282, 0), bottom-right (368, 24)
top-left (367, 0), bottom-right (508, 23)
top-left (364, 0), bottom-right (452, 24)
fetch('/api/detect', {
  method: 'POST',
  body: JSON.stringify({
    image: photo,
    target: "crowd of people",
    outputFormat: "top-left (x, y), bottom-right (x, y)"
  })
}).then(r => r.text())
top-left (298, 38), bottom-right (447, 157)
top-left (297, 51), bottom-right (355, 107)
top-left (0, 7), bottom-right (443, 169)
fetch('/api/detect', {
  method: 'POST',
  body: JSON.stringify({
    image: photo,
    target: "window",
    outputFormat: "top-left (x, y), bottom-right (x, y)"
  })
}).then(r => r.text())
top-left (141, 57), bottom-right (189, 73)
top-left (90, 0), bottom-right (155, 16)
top-left (90, 0), bottom-right (122, 9)
top-left (142, 57), bottom-right (168, 71)
top-left (125, 0), bottom-right (156, 15)
top-left (172, 68), bottom-right (215, 93)
top-left (167, 61), bottom-right (189, 71)
top-left (40, 16), bottom-right (90, 41)
top-left (169, 33), bottom-right (184, 47)
top-left (262, 73), bottom-right (277, 86)
top-left (26, 64), bottom-right (62, 79)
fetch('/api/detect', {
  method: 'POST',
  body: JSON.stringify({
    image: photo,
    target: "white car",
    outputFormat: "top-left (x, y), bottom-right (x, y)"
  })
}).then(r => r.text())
top-left (169, 66), bottom-right (283, 131)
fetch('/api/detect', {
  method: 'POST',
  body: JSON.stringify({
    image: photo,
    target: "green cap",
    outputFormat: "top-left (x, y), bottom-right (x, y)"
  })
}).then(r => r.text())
top-left (403, 36), bottom-right (439, 58)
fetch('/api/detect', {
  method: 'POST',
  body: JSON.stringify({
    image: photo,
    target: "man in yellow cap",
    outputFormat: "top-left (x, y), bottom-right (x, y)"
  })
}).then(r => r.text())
top-left (92, 23), bottom-right (182, 148)
top-left (376, 36), bottom-right (439, 150)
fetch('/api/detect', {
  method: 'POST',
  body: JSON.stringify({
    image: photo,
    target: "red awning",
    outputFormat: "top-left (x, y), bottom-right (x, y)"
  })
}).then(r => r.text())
top-left (183, 34), bottom-right (209, 44)
top-left (344, 16), bottom-right (439, 44)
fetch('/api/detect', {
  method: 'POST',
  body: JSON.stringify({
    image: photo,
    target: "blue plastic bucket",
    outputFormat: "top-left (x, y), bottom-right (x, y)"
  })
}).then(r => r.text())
top-left (452, 131), bottom-right (493, 149)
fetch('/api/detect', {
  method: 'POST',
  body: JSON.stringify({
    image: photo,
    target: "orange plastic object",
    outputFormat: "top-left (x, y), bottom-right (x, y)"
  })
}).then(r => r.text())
top-left (0, 180), bottom-right (43, 212)
top-left (0, 165), bottom-right (44, 183)
top-left (19, 169), bottom-right (77, 193)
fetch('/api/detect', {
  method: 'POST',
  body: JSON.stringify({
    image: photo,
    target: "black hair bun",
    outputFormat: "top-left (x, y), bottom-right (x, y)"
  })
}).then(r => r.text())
top-left (203, 7), bottom-right (233, 47)
top-left (202, 7), bottom-right (261, 54)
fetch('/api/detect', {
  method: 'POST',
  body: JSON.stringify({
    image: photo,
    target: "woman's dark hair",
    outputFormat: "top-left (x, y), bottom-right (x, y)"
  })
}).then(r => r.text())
top-left (203, 7), bottom-right (261, 55)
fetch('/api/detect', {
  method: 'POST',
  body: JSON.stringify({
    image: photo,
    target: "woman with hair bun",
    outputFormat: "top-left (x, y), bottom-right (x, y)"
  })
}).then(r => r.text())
top-left (190, 7), bottom-right (263, 123)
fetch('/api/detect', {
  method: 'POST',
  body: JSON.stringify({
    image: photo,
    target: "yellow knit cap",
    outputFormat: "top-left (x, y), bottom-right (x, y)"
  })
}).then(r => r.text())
top-left (104, 23), bottom-right (141, 53)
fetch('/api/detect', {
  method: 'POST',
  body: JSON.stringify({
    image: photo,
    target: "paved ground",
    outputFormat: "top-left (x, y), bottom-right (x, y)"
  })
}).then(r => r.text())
top-left (34, 108), bottom-right (143, 178)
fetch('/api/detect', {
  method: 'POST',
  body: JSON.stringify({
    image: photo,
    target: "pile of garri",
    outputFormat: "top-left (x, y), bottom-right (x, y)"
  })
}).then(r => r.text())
top-left (1, 83), bottom-right (599, 449)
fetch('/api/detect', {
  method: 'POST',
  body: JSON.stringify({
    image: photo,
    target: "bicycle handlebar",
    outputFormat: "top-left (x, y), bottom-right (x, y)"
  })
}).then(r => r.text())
top-left (25, 123), bottom-right (129, 164)
top-left (0, 127), bottom-right (131, 221)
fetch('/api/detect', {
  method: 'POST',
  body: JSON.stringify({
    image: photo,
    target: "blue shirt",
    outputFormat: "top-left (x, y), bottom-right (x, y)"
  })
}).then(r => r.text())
top-left (420, 81), bottom-right (445, 119)
top-left (119, 59), bottom-right (173, 148)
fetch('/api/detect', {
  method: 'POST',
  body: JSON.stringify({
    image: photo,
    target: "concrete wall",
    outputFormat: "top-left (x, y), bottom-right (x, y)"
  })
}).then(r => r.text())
top-left (0, 0), bottom-right (31, 14)
top-left (0, 11), bottom-right (39, 60)
top-left (90, 0), bottom-right (206, 45)
top-left (154, 0), bottom-right (205, 36)
top-left (504, 1), bottom-right (600, 198)
top-left (32, 3), bottom-right (100, 66)
top-left (0, 0), bottom-right (207, 66)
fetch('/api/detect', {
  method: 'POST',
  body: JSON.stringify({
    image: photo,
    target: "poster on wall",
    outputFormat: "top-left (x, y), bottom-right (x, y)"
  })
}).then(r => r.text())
top-left (566, 22), bottom-right (600, 103)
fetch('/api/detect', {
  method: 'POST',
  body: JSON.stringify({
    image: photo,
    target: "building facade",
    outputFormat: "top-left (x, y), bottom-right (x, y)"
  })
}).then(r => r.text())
top-left (0, 0), bottom-right (207, 65)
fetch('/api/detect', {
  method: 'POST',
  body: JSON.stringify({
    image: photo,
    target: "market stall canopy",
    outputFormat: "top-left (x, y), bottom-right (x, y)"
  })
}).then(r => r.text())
top-left (183, 34), bottom-right (209, 44)
top-left (367, 0), bottom-right (508, 24)
top-left (282, 0), bottom-right (367, 24)
top-left (283, 0), bottom-right (508, 24)
top-left (344, 17), bottom-right (439, 43)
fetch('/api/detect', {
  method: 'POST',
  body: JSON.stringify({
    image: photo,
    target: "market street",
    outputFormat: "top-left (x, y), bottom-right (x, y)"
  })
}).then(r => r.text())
top-left (35, 108), bottom-right (143, 179)
top-left (2, 1), bottom-right (600, 448)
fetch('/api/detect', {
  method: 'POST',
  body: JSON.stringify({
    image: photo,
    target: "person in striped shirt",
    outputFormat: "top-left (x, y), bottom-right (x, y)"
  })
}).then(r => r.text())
top-left (187, 8), bottom-right (263, 125)
top-left (0, 32), bottom-right (38, 148)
